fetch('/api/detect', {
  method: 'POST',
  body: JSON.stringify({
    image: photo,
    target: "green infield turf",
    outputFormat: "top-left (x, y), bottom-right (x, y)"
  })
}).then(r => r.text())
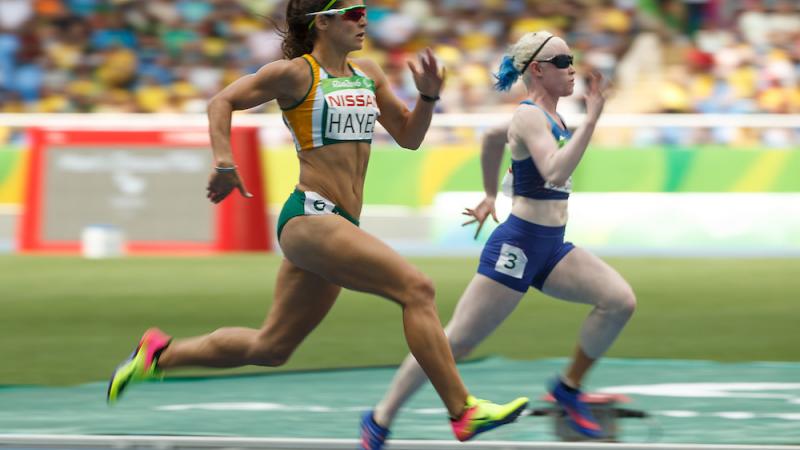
top-left (0, 255), bottom-right (797, 386)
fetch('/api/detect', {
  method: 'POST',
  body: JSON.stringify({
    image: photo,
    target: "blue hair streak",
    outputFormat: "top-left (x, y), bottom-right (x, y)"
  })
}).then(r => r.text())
top-left (494, 55), bottom-right (520, 92)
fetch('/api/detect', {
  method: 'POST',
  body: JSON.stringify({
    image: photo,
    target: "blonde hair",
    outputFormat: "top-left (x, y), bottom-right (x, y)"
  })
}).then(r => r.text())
top-left (509, 31), bottom-right (555, 72)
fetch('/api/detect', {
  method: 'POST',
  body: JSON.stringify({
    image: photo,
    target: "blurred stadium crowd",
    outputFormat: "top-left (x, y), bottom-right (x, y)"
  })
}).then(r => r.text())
top-left (0, 0), bottom-right (797, 118)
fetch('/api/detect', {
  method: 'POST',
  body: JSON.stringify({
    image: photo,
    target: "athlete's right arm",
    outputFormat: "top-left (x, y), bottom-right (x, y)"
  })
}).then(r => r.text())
top-left (480, 122), bottom-right (510, 200)
top-left (208, 60), bottom-right (307, 167)
top-left (461, 122), bottom-right (509, 238)
top-left (206, 59), bottom-right (307, 203)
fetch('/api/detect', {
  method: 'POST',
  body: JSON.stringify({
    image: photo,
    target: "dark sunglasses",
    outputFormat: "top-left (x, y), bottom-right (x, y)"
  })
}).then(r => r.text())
top-left (307, 5), bottom-right (367, 29)
top-left (537, 54), bottom-right (574, 69)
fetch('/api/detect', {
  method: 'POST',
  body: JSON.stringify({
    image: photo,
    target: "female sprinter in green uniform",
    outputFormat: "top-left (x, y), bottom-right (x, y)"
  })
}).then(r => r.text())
top-left (359, 31), bottom-right (637, 447)
top-left (106, 0), bottom-right (527, 443)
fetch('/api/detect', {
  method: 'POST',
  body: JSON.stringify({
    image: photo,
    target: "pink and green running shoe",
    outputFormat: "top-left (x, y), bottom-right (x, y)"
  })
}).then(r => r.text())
top-left (106, 328), bottom-right (171, 404)
top-left (450, 395), bottom-right (529, 441)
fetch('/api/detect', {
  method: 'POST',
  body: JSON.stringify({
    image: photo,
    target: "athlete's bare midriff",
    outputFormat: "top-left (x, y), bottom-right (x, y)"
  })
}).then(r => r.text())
top-left (511, 196), bottom-right (569, 227)
top-left (295, 141), bottom-right (371, 219)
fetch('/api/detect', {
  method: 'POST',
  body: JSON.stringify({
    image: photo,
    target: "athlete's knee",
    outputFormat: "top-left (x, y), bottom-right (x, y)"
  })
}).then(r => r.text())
top-left (401, 271), bottom-right (436, 309)
top-left (610, 284), bottom-right (636, 320)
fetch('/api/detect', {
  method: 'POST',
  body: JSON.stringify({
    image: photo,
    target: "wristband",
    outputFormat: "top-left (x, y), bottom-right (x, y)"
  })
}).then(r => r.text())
top-left (215, 166), bottom-right (238, 173)
top-left (419, 93), bottom-right (440, 103)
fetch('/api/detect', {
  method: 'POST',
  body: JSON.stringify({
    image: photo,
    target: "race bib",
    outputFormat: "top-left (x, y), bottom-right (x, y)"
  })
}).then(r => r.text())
top-left (303, 191), bottom-right (336, 216)
top-left (501, 167), bottom-right (514, 197)
top-left (544, 176), bottom-right (573, 193)
top-left (495, 243), bottom-right (528, 279)
top-left (322, 77), bottom-right (379, 141)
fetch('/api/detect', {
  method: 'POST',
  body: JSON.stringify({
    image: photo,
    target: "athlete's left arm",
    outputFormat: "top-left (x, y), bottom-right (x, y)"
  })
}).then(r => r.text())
top-left (354, 50), bottom-right (445, 150)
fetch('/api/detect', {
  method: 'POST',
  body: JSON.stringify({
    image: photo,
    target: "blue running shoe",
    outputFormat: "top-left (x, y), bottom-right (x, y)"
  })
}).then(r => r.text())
top-left (359, 411), bottom-right (390, 450)
top-left (550, 377), bottom-right (604, 439)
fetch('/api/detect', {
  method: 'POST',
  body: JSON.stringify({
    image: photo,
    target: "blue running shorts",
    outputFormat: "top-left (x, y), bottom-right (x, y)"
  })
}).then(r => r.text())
top-left (477, 214), bottom-right (575, 292)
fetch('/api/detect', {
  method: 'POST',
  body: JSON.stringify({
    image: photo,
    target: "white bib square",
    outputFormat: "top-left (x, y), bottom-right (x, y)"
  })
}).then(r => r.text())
top-left (495, 243), bottom-right (528, 279)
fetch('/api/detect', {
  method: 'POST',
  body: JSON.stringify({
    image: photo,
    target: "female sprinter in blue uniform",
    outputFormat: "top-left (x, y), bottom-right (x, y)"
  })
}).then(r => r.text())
top-left (359, 31), bottom-right (636, 447)
top-left (106, 0), bottom-right (527, 443)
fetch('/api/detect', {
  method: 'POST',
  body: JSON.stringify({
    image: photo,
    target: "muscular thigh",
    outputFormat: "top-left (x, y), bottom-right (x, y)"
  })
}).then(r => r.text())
top-left (541, 246), bottom-right (631, 305)
top-left (279, 215), bottom-right (424, 303)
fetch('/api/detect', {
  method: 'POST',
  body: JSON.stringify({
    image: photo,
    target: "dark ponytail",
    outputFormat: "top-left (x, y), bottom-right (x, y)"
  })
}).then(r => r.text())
top-left (279, 0), bottom-right (337, 59)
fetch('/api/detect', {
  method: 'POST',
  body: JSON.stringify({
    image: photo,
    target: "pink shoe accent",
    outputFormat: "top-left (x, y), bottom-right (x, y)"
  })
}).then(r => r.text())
top-left (566, 406), bottom-right (602, 431)
top-left (450, 405), bottom-right (478, 442)
top-left (139, 327), bottom-right (172, 368)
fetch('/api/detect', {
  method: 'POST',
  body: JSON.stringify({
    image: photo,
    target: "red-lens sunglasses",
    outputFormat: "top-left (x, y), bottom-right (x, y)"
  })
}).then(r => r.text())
top-left (307, 5), bottom-right (367, 29)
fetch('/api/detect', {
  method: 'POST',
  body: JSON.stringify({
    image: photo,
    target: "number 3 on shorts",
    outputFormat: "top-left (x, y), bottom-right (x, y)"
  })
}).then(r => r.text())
top-left (495, 243), bottom-right (528, 279)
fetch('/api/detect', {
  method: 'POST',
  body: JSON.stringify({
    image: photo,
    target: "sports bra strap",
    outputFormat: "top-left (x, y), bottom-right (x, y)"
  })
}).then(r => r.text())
top-left (520, 100), bottom-right (567, 132)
